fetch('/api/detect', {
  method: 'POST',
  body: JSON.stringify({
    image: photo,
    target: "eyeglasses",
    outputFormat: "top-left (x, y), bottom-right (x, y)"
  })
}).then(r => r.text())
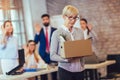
top-left (66, 15), bottom-right (79, 20)
top-left (29, 44), bottom-right (35, 46)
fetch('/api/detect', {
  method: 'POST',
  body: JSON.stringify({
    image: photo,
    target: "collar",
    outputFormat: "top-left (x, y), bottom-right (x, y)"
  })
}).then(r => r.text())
top-left (6, 35), bottom-right (13, 40)
top-left (61, 25), bottom-right (74, 34)
top-left (82, 29), bottom-right (88, 33)
top-left (43, 25), bottom-right (51, 29)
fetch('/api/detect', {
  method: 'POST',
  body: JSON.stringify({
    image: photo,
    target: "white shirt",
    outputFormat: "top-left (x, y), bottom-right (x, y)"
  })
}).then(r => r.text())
top-left (24, 52), bottom-right (47, 69)
top-left (24, 53), bottom-right (37, 68)
top-left (0, 36), bottom-right (18, 59)
top-left (83, 29), bottom-right (89, 39)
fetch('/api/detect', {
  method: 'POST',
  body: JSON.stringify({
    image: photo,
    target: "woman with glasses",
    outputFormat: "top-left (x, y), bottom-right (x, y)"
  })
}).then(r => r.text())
top-left (23, 40), bottom-right (46, 69)
top-left (23, 40), bottom-right (46, 80)
top-left (0, 20), bottom-right (19, 75)
top-left (50, 5), bottom-right (85, 80)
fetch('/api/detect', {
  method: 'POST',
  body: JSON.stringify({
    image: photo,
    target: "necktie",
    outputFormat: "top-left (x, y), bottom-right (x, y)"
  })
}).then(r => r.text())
top-left (45, 28), bottom-right (50, 53)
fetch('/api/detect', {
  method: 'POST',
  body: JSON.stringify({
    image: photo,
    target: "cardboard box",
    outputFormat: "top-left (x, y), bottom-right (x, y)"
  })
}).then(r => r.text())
top-left (60, 39), bottom-right (93, 58)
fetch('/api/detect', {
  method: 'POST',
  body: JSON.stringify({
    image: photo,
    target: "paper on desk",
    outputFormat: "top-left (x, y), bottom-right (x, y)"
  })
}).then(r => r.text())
top-left (37, 61), bottom-right (48, 69)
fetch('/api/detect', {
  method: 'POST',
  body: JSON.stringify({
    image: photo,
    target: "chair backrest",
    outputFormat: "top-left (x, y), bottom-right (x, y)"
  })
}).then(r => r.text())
top-left (0, 60), bottom-right (2, 74)
top-left (18, 49), bottom-right (25, 65)
top-left (107, 54), bottom-right (120, 73)
top-left (84, 53), bottom-right (99, 64)
top-left (6, 49), bottom-right (25, 75)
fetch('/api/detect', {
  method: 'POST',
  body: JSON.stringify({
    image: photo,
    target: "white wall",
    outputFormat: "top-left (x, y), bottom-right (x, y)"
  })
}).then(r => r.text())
top-left (30, 0), bottom-right (47, 24)
top-left (22, 0), bottom-right (47, 40)
top-left (51, 15), bottom-right (80, 28)
top-left (22, 0), bottom-right (80, 40)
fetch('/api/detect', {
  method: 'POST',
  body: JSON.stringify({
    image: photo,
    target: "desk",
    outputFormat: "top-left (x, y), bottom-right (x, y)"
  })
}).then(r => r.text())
top-left (0, 60), bottom-right (115, 80)
top-left (0, 66), bottom-right (58, 80)
top-left (84, 60), bottom-right (116, 80)
top-left (85, 60), bottom-right (116, 69)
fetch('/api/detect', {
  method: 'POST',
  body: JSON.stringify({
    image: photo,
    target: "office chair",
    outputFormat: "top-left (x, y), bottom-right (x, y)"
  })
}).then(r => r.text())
top-left (84, 53), bottom-right (100, 80)
top-left (100, 54), bottom-right (120, 80)
top-left (6, 49), bottom-right (25, 75)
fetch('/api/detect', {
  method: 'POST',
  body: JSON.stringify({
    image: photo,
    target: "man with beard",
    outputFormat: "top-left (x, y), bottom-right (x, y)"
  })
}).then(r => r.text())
top-left (34, 14), bottom-right (57, 80)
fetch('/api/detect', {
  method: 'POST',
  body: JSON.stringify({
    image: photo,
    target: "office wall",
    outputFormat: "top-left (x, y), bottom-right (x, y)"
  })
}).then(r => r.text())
top-left (22, 0), bottom-right (47, 40)
top-left (47, 0), bottom-right (120, 60)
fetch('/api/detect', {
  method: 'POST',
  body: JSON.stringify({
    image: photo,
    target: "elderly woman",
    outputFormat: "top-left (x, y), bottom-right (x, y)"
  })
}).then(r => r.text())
top-left (50, 5), bottom-right (85, 80)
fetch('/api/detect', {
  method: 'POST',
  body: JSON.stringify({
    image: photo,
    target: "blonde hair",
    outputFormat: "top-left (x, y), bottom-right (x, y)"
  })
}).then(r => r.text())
top-left (27, 40), bottom-right (40, 63)
top-left (62, 5), bottom-right (79, 16)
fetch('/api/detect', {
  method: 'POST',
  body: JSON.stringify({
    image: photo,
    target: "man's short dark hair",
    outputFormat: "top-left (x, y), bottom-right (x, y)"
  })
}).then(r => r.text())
top-left (41, 14), bottom-right (50, 18)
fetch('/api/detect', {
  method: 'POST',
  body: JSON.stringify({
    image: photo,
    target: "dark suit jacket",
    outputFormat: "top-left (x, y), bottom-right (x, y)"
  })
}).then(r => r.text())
top-left (34, 27), bottom-right (56, 64)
